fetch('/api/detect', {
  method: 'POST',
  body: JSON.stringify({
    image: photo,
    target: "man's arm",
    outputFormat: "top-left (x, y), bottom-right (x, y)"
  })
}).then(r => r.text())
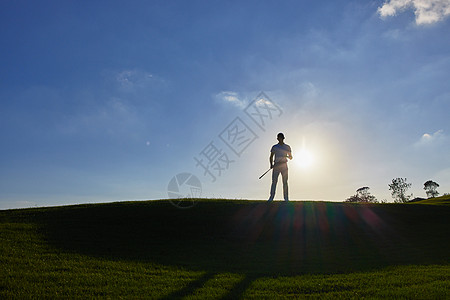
top-left (287, 151), bottom-right (293, 160)
top-left (287, 146), bottom-right (293, 160)
top-left (269, 152), bottom-right (274, 168)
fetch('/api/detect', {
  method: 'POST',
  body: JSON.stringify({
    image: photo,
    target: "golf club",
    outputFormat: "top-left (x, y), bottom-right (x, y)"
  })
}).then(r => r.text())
top-left (259, 167), bottom-right (272, 179)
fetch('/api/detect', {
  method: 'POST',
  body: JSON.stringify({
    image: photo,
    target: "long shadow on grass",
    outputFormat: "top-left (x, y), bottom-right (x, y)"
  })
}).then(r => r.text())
top-left (159, 272), bottom-right (214, 299)
top-left (33, 200), bottom-right (449, 297)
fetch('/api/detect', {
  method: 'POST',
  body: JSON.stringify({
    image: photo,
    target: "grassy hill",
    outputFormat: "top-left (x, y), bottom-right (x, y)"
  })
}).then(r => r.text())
top-left (1, 199), bottom-right (449, 298)
top-left (409, 194), bottom-right (450, 205)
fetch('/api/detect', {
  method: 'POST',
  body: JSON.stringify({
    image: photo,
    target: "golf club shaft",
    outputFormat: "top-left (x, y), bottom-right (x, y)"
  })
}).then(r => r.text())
top-left (259, 167), bottom-right (272, 179)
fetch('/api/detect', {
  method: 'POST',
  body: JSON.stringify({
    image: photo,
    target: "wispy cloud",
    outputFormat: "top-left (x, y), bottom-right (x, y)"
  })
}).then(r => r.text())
top-left (116, 69), bottom-right (152, 85)
top-left (378, 0), bottom-right (450, 25)
top-left (111, 69), bottom-right (166, 93)
top-left (415, 129), bottom-right (446, 146)
top-left (215, 91), bottom-right (247, 108)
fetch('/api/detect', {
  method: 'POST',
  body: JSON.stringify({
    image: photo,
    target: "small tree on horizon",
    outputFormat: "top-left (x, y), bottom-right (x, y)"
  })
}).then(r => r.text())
top-left (389, 178), bottom-right (412, 203)
top-left (424, 180), bottom-right (439, 198)
top-left (345, 186), bottom-right (378, 203)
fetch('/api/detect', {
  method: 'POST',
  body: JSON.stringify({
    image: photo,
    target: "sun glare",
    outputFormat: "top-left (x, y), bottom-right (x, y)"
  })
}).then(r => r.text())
top-left (295, 148), bottom-right (315, 169)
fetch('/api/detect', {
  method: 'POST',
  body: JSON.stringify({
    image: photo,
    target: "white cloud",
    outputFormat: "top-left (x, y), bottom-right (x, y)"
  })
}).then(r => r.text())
top-left (116, 69), bottom-right (153, 87)
top-left (415, 129), bottom-right (446, 146)
top-left (215, 91), bottom-right (247, 108)
top-left (378, 0), bottom-right (450, 25)
top-left (111, 69), bottom-right (166, 93)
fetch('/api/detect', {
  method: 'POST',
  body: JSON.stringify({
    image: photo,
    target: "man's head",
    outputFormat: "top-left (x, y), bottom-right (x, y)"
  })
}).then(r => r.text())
top-left (277, 132), bottom-right (285, 143)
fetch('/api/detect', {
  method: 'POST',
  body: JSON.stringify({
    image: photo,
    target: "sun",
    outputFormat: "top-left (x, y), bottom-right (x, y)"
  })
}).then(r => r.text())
top-left (295, 148), bottom-right (315, 169)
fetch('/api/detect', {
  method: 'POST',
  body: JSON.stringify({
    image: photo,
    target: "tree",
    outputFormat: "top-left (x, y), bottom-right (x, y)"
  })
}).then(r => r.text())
top-left (356, 187), bottom-right (378, 203)
top-left (388, 178), bottom-right (412, 203)
top-left (423, 180), bottom-right (439, 198)
top-left (345, 186), bottom-right (378, 203)
top-left (345, 195), bottom-right (360, 203)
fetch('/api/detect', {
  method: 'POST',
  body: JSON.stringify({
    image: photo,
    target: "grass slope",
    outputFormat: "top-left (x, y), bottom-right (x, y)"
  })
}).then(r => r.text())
top-left (410, 194), bottom-right (450, 205)
top-left (1, 199), bottom-right (449, 298)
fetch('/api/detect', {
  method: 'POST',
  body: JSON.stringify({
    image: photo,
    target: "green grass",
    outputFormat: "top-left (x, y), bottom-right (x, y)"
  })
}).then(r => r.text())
top-left (1, 199), bottom-right (449, 298)
top-left (410, 194), bottom-right (450, 205)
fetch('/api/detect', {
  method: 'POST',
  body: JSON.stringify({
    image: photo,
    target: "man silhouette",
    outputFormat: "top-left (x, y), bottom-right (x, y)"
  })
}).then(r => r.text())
top-left (268, 133), bottom-right (292, 202)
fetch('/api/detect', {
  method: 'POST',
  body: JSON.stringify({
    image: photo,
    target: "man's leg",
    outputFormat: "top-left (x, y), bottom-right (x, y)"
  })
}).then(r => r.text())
top-left (282, 167), bottom-right (289, 201)
top-left (269, 168), bottom-right (280, 202)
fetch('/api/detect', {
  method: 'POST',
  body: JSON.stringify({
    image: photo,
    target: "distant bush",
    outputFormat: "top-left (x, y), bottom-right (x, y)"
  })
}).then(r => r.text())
top-left (345, 187), bottom-right (378, 203)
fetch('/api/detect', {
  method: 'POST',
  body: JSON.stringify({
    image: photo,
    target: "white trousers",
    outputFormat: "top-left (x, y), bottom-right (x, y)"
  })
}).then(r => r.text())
top-left (268, 163), bottom-right (289, 201)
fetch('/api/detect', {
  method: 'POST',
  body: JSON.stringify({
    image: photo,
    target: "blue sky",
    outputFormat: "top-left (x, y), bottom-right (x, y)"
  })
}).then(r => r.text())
top-left (1, 0), bottom-right (449, 209)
